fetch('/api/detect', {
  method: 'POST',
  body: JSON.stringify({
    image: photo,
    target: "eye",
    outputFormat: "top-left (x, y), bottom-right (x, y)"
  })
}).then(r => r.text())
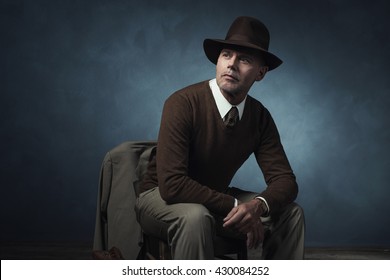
top-left (221, 50), bottom-right (231, 58)
top-left (240, 56), bottom-right (252, 64)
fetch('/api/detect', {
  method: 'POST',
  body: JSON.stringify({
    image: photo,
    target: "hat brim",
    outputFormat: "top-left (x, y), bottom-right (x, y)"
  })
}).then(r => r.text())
top-left (203, 39), bottom-right (282, 70)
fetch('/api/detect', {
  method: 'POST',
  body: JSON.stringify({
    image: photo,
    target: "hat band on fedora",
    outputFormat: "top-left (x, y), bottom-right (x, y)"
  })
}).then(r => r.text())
top-left (227, 34), bottom-right (269, 51)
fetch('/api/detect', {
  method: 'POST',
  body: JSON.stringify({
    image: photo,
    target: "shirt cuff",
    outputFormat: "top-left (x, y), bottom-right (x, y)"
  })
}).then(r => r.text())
top-left (255, 196), bottom-right (270, 216)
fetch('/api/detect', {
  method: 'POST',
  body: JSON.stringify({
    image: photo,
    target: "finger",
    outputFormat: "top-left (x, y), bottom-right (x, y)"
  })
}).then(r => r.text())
top-left (223, 207), bottom-right (238, 222)
top-left (234, 215), bottom-right (256, 233)
top-left (248, 228), bottom-right (260, 249)
top-left (246, 231), bottom-right (253, 248)
top-left (253, 228), bottom-right (260, 249)
top-left (233, 207), bottom-right (260, 230)
top-left (253, 227), bottom-right (260, 249)
top-left (223, 208), bottom-right (245, 227)
top-left (254, 222), bottom-right (264, 248)
top-left (246, 221), bottom-right (263, 249)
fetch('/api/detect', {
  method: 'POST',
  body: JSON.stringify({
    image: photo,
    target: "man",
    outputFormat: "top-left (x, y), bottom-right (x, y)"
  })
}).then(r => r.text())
top-left (137, 16), bottom-right (305, 259)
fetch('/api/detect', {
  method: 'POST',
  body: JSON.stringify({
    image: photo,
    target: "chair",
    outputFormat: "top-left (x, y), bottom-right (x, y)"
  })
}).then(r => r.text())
top-left (93, 141), bottom-right (247, 260)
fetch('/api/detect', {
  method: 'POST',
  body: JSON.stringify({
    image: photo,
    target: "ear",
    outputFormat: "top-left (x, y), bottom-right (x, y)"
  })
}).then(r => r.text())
top-left (255, 66), bottom-right (268, 81)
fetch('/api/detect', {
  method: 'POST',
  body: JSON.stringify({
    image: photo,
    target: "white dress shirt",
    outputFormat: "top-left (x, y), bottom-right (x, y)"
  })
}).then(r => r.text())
top-left (209, 78), bottom-right (246, 120)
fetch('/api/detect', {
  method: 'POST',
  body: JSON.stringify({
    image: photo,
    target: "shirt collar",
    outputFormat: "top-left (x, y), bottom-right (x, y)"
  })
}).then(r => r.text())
top-left (209, 79), bottom-right (246, 120)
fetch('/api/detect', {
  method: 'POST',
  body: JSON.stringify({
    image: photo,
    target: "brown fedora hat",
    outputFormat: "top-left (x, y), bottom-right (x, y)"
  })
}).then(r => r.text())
top-left (203, 16), bottom-right (282, 70)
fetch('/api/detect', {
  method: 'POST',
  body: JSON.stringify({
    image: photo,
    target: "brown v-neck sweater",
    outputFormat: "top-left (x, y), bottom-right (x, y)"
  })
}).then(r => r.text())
top-left (140, 80), bottom-right (297, 216)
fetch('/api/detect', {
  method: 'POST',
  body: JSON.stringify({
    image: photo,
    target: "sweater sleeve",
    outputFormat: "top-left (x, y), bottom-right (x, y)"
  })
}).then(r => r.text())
top-left (255, 109), bottom-right (298, 214)
top-left (156, 92), bottom-right (235, 216)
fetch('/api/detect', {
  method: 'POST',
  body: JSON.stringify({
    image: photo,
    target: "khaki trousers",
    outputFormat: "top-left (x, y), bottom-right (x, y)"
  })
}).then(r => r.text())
top-left (136, 187), bottom-right (305, 260)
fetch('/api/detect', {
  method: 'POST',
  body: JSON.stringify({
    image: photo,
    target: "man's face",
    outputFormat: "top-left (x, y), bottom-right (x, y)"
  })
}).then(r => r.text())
top-left (216, 47), bottom-right (268, 105)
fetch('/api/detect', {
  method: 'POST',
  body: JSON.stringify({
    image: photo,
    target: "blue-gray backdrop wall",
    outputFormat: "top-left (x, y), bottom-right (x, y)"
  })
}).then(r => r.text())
top-left (1, 0), bottom-right (389, 247)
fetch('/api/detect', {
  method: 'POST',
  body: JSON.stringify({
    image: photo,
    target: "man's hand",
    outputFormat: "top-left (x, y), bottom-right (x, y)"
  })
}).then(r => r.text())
top-left (223, 199), bottom-right (265, 249)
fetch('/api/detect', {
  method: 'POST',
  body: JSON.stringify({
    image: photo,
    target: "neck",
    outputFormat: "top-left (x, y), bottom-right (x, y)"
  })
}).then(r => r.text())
top-left (221, 90), bottom-right (247, 105)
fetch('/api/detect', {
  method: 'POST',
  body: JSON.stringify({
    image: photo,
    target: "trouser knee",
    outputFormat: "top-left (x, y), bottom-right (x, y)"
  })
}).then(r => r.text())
top-left (275, 203), bottom-right (304, 222)
top-left (289, 202), bottom-right (304, 217)
top-left (290, 203), bottom-right (305, 227)
top-left (175, 204), bottom-right (215, 234)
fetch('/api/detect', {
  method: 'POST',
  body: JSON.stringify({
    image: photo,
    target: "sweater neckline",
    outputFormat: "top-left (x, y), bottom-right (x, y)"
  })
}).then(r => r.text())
top-left (205, 81), bottom-right (249, 131)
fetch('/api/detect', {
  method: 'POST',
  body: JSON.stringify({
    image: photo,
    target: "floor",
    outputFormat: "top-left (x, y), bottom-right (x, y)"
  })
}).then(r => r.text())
top-left (1, 241), bottom-right (389, 260)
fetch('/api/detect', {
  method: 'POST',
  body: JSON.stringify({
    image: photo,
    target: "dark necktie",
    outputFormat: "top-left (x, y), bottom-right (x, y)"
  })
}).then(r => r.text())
top-left (224, 106), bottom-right (239, 128)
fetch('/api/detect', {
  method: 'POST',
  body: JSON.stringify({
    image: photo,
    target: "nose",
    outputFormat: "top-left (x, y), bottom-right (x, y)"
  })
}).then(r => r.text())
top-left (227, 54), bottom-right (239, 69)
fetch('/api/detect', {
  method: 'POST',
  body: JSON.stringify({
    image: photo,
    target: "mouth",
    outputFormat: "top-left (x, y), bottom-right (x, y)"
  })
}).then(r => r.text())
top-left (222, 73), bottom-right (239, 82)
